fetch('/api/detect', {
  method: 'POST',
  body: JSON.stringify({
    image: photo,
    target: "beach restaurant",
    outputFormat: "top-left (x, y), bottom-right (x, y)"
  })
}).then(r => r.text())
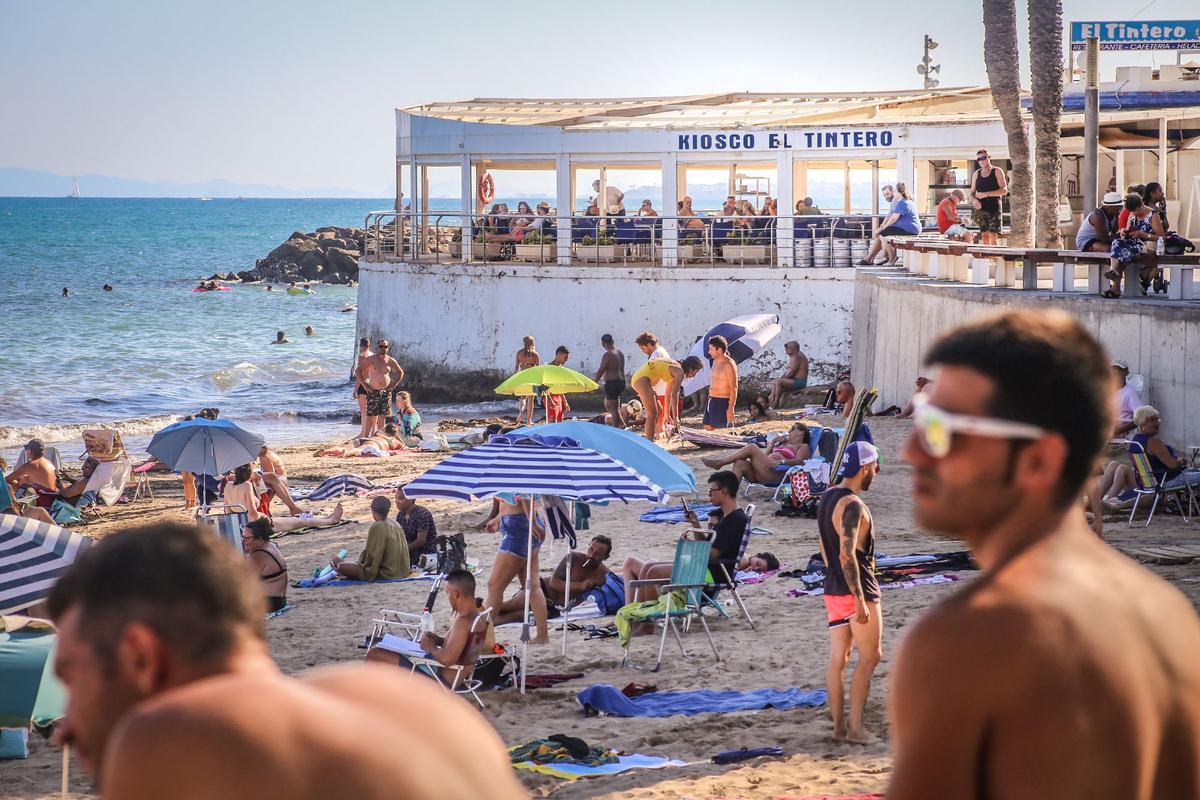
top-left (370, 76), bottom-right (1200, 268)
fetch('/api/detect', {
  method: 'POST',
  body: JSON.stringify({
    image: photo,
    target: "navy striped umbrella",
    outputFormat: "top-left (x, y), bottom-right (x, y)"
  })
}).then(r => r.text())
top-left (405, 434), bottom-right (667, 692)
top-left (0, 515), bottom-right (94, 616)
top-left (681, 313), bottom-right (782, 396)
top-left (404, 434), bottom-right (668, 504)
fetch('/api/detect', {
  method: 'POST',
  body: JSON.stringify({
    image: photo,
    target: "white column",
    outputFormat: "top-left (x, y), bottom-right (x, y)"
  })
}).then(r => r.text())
top-left (459, 156), bottom-right (473, 262)
top-left (661, 154), bottom-right (679, 267)
top-left (897, 148), bottom-right (915, 197)
top-left (775, 153), bottom-right (794, 267)
top-left (1158, 117), bottom-right (1168, 190)
top-left (1114, 149), bottom-right (1125, 196)
top-left (556, 155), bottom-right (572, 266)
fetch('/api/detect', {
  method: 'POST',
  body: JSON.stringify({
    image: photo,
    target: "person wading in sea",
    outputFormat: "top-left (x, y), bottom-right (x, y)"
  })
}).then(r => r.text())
top-left (888, 309), bottom-right (1200, 799)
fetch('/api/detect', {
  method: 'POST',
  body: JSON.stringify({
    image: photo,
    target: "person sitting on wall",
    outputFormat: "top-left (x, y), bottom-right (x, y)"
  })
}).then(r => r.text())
top-left (1075, 192), bottom-right (1123, 253)
top-left (936, 190), bottom-right (975, 243)
top-left (858, 183), bottom-right (921, 265)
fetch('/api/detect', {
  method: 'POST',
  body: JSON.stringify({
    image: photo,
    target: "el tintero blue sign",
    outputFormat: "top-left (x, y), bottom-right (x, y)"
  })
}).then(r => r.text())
top-left (1070, 20), bottom-right (1200, 50)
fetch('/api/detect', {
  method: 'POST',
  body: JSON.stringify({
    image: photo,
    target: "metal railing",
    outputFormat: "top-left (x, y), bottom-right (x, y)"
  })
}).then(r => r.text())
top-left (363, 210), bottom-right (880, 268)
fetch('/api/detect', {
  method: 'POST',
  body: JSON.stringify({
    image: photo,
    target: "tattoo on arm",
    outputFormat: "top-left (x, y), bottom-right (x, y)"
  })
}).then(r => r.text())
top-left (840, 501), bottom-right (864, 600)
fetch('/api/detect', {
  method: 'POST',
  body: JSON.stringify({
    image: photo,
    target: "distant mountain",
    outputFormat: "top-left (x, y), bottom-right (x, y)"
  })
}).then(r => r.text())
top-left (0, 167), bottom-right (386, 199)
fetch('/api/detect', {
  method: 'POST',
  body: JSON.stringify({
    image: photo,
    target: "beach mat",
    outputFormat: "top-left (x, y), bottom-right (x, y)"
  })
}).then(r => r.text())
top-left (678, 427), bottom-right (753, 448)
top-left (1117, 540), bottom-right (1200, 565)
top-left (639, 503), bottom-right (719, 524)
top-left (496, 600), bottom-right (605, 629)
top-left (513, 753), bottom-right (685, 780)
top-left (577, 684), bottom-right (826, 718)
top-left (290, 473), bottom-right (400, 501)
top-left (271, 518), bottom-right (357, 539)
top-left (293, 574), bottom-right (437, 589)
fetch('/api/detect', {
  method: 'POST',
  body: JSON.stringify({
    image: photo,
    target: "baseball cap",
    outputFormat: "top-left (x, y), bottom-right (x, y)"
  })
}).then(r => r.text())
top-left (1111, 359), bottom-right (1129, 370)
top-left (1102, 191), bottom-right (1123, 206)
top-left (838, 441), bottom-right (880, 479)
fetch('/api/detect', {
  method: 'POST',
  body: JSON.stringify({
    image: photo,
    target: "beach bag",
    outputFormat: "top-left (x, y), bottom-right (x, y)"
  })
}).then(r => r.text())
top-left (583, 573), bottom-right (625, 615)
top-left (777, 471), bottom-right (821, 518)
top-left (50, 499), bottom-right (83, 525)
top-left (474, 645), bottom-right (516, 689)
top-left (435, 533), bottom-right (467, 573)
top-left (1163, 233), bottom-right (1195, 255)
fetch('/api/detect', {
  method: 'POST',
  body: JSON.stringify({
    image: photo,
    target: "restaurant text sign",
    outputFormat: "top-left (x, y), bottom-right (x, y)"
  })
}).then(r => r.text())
top-left (1070, 20), bottom-right (1200, 50)
top-left (677, 130), bottom-right (896, 152)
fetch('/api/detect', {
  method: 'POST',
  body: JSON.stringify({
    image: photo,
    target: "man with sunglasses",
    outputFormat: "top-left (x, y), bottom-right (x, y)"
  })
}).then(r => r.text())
top-left (355, 339), bottom-right (404, 439)
top-left (817, 441), bottom-right (882, 744)
top-left (968, 149), bottom-right (1006, 246)
top-left (888, 309), bottom-right (1200, 800)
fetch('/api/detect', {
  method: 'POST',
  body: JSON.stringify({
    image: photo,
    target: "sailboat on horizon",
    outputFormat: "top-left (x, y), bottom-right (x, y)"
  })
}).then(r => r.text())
top-left (68, 178), bottom-right (80, 199)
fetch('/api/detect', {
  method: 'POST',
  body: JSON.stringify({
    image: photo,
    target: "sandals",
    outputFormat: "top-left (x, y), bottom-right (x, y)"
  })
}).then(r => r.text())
top-left (1101, 289), bottom-right (1120, 299)
top-left (1104, 269), bottom-right (1119, 281)
top-left (856, 259), bottom-right (874, 266)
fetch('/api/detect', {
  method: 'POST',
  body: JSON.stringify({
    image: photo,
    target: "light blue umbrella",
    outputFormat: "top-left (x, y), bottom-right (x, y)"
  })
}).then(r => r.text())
top-left (147, 418), bottom-right (265, 478)
top-left (520, 421), bottom-right (696, 495)
top-left (0, 624), bottom-right (64, 736)
top-left (405, 434), bottom-right (667, 690)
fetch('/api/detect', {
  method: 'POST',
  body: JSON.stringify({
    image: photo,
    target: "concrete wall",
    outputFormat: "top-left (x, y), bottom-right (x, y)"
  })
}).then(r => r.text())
top-left (852, 270), bottom-right (1200, 446)
top-left (357, 260), bottom-right (856, 401)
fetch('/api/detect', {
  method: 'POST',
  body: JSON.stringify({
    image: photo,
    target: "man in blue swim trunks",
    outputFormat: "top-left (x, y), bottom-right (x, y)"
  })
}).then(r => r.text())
top-left (769, 340), bottom-right (810, 410)
top-left (704, 335), bottom-right (738, 430)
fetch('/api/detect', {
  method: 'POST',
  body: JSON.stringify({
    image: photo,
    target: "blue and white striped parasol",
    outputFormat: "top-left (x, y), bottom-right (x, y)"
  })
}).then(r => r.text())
top-left (404, 434), bottom-right (668, 504)
top-left (681, 313), bottom-right (783, 396)
top-left (405, 434), bottom-right (668, 690)
top-left (0, 515), bottom-right (94, 616)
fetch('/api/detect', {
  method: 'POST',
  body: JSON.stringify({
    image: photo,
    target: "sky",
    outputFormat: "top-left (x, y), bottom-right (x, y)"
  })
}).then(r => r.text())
top-left (2, 0), bottom-right (1196, 196)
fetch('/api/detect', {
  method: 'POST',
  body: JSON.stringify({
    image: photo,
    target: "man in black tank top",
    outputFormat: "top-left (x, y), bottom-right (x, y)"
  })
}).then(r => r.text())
top-left (969, 149), bottom-right (1007, 245)
top-left (816, 441), bottom-right (881, 744)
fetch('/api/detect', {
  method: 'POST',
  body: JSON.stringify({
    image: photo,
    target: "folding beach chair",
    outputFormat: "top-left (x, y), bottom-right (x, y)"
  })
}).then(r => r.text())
top-left (367, 606), bottom-right (495, 708)
top-left (1125, 440), bottom-right (1198, 527)
top-left (196, 504), bottom-right (248, 550)
top-left (688, 504), bottom-right (757, 629)
top-left (622, 535), bottom-right (719, 671)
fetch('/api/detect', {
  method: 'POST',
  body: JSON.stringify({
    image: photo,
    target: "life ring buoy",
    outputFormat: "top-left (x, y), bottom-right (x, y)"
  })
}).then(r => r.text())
top-left (477, 172), bottom-right (495, 206)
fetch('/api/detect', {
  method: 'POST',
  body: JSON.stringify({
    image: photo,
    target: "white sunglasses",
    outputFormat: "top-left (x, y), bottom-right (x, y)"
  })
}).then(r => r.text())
top-left (911, 393), bottom-right (1046, 458)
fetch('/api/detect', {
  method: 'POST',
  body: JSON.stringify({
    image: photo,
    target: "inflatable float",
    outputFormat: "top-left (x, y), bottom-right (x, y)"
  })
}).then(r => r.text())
top-left (287, 287), bottom-right (315, 295)
top-left (192, 286), bottom-right (231, 293)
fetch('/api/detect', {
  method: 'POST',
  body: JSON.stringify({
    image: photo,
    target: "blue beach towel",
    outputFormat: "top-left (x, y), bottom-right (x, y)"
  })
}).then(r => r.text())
top-left (581, 572), bottom-right (625, 615)
top-left (513, 753), bottom-right (685, 779)
top-left (577, 684), bottom-right (827, 717)
top-left (293, 574), bottom-right (437, 589)
top-left (291, 473), bottom-right (387, 501)
top-left (639, 504), bottom-right (719, 524)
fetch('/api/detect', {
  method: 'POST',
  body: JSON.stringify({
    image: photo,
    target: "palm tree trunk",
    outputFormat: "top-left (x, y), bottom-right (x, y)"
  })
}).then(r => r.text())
top-left (1028, 0), bottom-right (1064, 248)
top-left (982, 0), bottom-right (1033, 247)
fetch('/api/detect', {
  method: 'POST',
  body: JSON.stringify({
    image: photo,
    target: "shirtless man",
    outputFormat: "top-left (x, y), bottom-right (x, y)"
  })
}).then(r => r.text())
top-left (889, 309), bottom-right (1200, 800)
top-left (47, 522), bottom-right (525, 800)
top-left (353, 338), bottom-right (373, 440)
top-left (514, 335), bottom-right (540, 425)
top-left (630, 356), bottom-right (703, 441)
top-left (414, 570), bottom-right (483, 683)
top-left (5, 439), bottom-right (58, 493)
top-left (496, 535), bottom-right (613, 624)
top-left (816, 442), bottom-right (882, 744)
top-left (768, 341), bottom-right (810, 410)
top-left (704, 335), bottom-right (738, 430)
top-left (355, 339), bottom-right (403, 439)
top-left (256, 445), bottom-right (304, 515)
top-left (593, 334), bottom-right (627, 427)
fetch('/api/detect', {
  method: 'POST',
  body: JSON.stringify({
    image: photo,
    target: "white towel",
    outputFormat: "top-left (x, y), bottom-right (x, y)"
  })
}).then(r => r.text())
top-left (84, 460), bottom-right (132, 506)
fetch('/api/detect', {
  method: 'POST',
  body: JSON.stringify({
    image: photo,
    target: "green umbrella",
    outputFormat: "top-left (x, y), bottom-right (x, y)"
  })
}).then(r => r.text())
top-left (0, 622), bottom-right (65, 737)
top-left (495, 365), bottom-right (599, 397)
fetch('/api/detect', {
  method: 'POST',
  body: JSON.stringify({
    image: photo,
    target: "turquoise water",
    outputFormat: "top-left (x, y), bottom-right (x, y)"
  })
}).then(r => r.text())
top-left (0, 198), bottom-right (387, 454)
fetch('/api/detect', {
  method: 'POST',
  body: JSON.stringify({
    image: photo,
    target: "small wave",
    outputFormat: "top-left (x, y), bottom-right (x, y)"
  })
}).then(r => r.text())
top-left (208, 359), bottom-right (337, 391)
top-left (0, 414), bottom-right (181, 449)
top-left (258, 409), bottom-right (352, 421)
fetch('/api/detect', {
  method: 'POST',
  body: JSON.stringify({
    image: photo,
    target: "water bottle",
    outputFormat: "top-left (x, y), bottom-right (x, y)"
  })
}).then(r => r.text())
top-left (1156, 236), bottom-right (1165, 256)
top-left (418, 608), bottom-right (434, 638)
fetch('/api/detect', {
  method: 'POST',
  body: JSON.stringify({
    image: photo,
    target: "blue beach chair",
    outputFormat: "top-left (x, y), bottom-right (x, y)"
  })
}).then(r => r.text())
top-left (622, 534), bottom-right (719, 671)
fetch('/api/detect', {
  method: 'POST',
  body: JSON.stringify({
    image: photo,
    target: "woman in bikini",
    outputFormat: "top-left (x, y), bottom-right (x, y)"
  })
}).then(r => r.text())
top-left (242, 517), bottom-right (289, 613)
top-left (317, 424), bottom-right (406, 457)
top-left (701, 422), bottom-right (813, 485)
top-left (514, 336), bottom-right (540, 425)
top-left (484, 495), bottom-right (549, 645)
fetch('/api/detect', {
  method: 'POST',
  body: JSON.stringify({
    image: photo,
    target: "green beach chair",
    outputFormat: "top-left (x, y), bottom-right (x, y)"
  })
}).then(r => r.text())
top-left (621, 535), bottom-right (719, 672)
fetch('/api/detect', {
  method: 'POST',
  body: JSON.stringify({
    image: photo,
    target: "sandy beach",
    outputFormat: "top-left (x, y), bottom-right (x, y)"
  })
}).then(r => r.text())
top-left (4, 414), bottom-right (1198, 799)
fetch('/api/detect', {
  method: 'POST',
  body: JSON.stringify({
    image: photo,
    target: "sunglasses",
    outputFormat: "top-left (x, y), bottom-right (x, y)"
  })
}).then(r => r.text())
top-left (911, 393), bottom-right (1045, 458)
top-left (978, 155), bottom-right (991, 161)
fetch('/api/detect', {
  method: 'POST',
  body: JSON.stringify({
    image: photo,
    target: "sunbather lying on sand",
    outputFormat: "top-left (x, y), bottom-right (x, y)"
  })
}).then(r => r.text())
top-left (318, 424), bottom-right (406, 457)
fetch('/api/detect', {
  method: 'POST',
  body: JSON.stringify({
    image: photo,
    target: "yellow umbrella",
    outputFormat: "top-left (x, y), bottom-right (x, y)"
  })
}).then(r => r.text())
top-left (495, 365), bottom-right (599, 396)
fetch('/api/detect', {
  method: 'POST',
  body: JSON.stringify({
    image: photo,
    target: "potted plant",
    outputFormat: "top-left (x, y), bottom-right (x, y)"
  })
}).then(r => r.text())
top-left (448, 227), bottom-right (463, 258)
top-left (472, 232), bottom-right (507, 261)
top-left (577, 232), bottom-right (623, 263)
top-left (514, 231), bottom-right (553, 263)
top-left (721, 226), bottom-right (771, 264)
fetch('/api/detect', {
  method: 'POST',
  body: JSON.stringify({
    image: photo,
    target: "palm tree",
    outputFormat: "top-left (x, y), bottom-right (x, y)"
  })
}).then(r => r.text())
top-left (1028, 0), bottom-right (1064, 248)
top-left (981, 0), bottom-right (1033, 247)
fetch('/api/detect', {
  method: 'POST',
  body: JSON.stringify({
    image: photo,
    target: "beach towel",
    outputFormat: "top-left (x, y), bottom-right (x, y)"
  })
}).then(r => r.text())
top-left (577, 684), bottom-right (827, 717)
top-left (509, 737), bottom-right (617, 766)
top-left (496, 599), bottom-right (605, 629)
top-left (512, 753), bottom-right (685, 780)
top-left (84, 459), bottom-right (131, 506)
top-left (266, 603), bottom-right (296, 620)
top-left (788, 573), bottom-right (960, 598)
top-left (581, 572), bottom-right (625, 614)
top-left (712, 746), bottom-right (785, 764)
top-left (639, 503), bottom-right (718, 524)
top-left (679, 427), bottom-right (754, 448)
top-left (543, 495), bottom-right (577, 549)
top-left (292, 574), bottom-right (436, 589)
top-left (614, 591), bottom-right (683, 646)
top-left (269, 518), bottom-right (356, 539)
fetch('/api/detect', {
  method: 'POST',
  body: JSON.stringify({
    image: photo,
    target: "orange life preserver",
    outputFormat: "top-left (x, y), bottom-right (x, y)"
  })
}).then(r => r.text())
top-left (477, 172), bottom-right (495, 206)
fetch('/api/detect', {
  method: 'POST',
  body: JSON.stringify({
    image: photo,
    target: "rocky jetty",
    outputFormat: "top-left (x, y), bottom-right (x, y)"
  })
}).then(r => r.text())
top-left (236, 227), bottom-right (365, 285)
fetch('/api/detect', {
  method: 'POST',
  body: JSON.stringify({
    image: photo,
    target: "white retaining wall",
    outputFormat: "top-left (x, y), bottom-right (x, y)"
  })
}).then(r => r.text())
top-left (357, 260), bottom-right (857, 395)
top-left (852, 270), bottom-right (1200, 446)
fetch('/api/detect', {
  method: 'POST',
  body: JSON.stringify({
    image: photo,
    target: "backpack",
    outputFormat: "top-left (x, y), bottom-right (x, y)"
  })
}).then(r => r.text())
top-left (775, 470), bottom-right (822, 518)
top-left (1163, 233), bottom-right (1195, 255)
top-left (435, 533), bottom-right (467, 573)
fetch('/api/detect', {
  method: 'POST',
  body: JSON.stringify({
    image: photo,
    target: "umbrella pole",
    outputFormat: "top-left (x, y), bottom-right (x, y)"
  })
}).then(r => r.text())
top-left (562, 531), bottom-right (570, 657)
top-left (520, 498), bottom-right (533, 694)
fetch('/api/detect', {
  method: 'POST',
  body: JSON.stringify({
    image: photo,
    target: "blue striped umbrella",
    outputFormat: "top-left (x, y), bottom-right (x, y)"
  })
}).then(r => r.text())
top-left (405, 434), bottom-right (667, 690)
top-left (0, 515), bottom-right (94, 616)
top-left (404, 434), bottom-right (668, 504)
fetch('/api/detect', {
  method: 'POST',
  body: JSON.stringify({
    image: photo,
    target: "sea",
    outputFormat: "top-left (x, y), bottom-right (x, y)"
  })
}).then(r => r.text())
top-left (0, 197), bottom-right (511, 462)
